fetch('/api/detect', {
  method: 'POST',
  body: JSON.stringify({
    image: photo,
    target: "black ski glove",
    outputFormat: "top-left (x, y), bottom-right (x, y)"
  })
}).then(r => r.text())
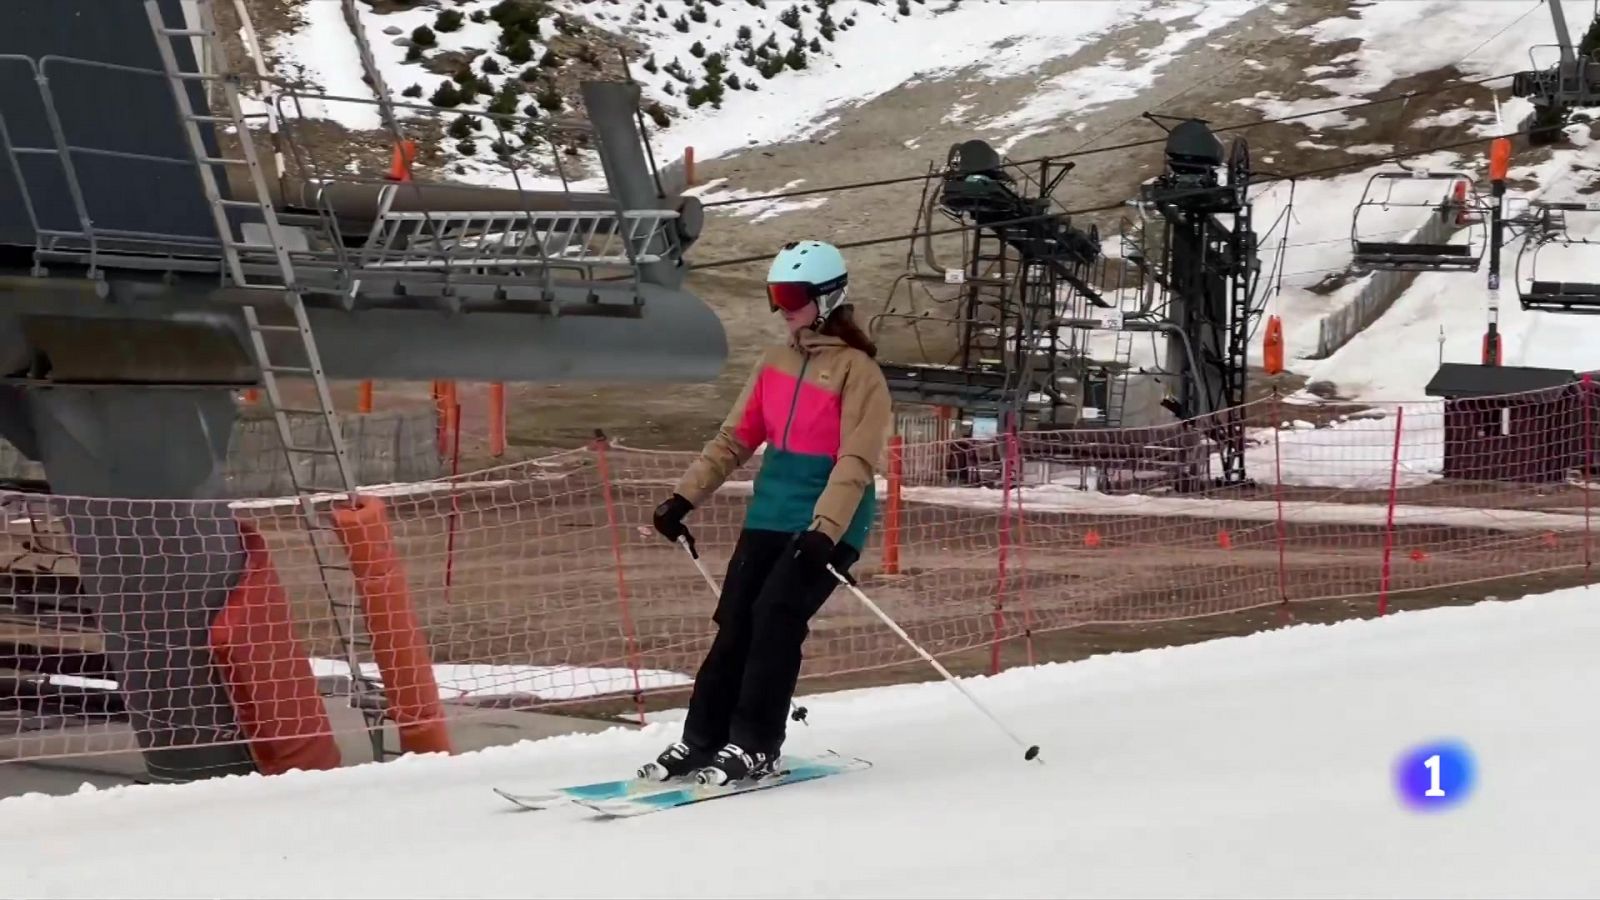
top-left (652, 493), bottom-right (697, 556)
top-left (790, 529), bottom-right (835, 573)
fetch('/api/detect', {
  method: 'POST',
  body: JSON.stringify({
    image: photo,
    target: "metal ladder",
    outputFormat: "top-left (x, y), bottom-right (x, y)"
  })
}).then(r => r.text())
top-left (143, 0), bottom-right (392, 762)
top-left (1104, 328), bottom-right (1136, 427)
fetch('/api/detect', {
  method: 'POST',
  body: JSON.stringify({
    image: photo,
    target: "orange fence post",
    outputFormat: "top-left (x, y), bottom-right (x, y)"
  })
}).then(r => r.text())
top-left (489, 382), bottom-right (507, 458)
top-left (329, 495), bottom-right (453, 755)
top-left (884, 435), bottom-right (903, 575)
top-left (358, 380), bottom-right (373, 414)
top-left (432, 380), bottom-right (458, 457)
top-left (684, 146), bottom-right (695, 187)
top-left (208, 520), bottom-right (341, 775)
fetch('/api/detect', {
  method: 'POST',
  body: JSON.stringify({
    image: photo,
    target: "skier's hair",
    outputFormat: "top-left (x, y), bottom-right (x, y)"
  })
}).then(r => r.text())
top-left (820, 304), bottom-right (877, 358)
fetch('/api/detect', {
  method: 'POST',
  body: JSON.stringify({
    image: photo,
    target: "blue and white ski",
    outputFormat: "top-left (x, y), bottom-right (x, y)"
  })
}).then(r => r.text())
top-left (493, 775), bottom-right (676, 810)
top-left (571, 753), bottom-right (872, 818)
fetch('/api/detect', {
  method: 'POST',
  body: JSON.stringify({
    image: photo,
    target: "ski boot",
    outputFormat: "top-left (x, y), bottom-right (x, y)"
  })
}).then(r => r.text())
top-left (694, 743), bottom-right (777, 786)
top-left (638, 741), bottom-right (713, 782)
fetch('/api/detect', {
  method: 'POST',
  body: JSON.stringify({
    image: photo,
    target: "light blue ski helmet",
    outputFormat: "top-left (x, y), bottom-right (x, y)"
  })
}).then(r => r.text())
top-left (766, 240), bottom-right (850, 320)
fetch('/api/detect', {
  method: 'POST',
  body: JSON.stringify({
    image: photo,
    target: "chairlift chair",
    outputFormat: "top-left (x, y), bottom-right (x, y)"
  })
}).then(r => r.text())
top-left (1349, 171), bottom-right (1486, 272)
top-left (1515, 199), bottom-right (1600, 314)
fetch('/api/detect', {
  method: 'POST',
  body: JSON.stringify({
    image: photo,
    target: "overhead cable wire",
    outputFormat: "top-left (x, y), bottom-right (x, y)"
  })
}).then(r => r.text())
top-left (689, 126), bottom-right (1534, 272)
top-left (697, 70), bottom-right (1519, 211)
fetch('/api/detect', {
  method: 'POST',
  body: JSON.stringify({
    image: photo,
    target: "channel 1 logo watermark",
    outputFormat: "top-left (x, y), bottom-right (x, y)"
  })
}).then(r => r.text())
top-left (1394, 739), bottom-right (1476, 812)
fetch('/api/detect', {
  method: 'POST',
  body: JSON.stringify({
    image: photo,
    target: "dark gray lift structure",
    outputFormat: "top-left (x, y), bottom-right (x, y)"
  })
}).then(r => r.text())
top-left (0, 0), bottom-right (723, 782)
top-left (1511, 0), bottom-right (1600, 143)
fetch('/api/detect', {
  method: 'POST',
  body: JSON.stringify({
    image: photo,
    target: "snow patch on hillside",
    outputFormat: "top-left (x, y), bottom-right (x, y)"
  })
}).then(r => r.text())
top-left (1234, 0), bottom-right (1581, 131)
top-left (978, 1), bottom-right (1255, 152)
top-left (263, 0), bottom-right (1236, 186)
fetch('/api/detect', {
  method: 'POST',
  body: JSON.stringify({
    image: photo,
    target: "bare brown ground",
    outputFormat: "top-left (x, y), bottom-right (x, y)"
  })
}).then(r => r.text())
top-left (242, 460), bottom-right (1600, 722)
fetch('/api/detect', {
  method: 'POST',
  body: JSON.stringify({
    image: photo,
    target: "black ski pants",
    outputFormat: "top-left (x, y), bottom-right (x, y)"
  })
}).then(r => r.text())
top-left (681, 528), bottom-right (858, 757)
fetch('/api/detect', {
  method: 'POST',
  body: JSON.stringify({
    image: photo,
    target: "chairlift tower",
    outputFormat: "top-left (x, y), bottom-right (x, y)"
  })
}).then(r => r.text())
top-left (1511, 0), bottom-right (1600, 143)
top-left (876, 139), bottom-right (1113, 430)
top-left (1129, 118), bottom-right (1259, 486)
top-left (0, 0), bottom-right (722, 782)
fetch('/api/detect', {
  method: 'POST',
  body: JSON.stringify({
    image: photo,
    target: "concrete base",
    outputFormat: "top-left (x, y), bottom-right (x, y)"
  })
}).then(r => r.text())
top-left (0, 701), bottom-right (634, 800)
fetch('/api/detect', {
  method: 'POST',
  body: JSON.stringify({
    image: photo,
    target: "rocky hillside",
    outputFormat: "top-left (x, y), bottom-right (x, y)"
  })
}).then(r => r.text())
top-left (240, 0), bottom-right (970, 184)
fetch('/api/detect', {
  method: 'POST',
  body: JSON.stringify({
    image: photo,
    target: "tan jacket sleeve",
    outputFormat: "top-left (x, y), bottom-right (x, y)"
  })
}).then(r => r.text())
top-left (809, 355), bottom-right (892, 542)
top-left (674, 354), bottom-right (767, 506)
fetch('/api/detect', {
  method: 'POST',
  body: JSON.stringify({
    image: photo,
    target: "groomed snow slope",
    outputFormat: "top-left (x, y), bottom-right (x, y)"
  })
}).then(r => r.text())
top-left (5, 587), bottom-right (1599, 898)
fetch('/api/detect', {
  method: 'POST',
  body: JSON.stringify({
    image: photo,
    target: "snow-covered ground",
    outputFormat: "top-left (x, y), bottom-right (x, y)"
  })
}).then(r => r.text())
top-left (1224, 0), bottom-right (1600, 394)
top-left (264, 0), bottom-right (1255, 185)
top-left (1234, 0), bottom-right (1571, 129)
top-left (7, 584), bottom-right (1599, 898)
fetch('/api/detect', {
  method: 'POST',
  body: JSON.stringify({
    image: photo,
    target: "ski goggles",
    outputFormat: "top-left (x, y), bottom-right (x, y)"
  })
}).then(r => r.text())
top-left (767, 277), bottom-right (848, 313)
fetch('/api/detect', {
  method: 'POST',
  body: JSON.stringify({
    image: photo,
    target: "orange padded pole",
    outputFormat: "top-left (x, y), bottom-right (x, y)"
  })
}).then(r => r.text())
top-left (330, 495), bottom-right (452, 755)
top-left (488, 382), bottom-right (506, 458)
top-left (209, 521), bottom-right (341, 775)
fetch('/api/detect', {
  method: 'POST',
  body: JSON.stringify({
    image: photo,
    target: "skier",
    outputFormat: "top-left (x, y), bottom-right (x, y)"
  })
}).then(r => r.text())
top-left (642, 239), bottom-right (893, 786)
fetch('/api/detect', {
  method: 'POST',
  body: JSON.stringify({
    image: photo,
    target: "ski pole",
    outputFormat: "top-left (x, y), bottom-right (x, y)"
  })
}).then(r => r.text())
top-left (826, 564), bottom-right (1041, 763)
top-left (678, 536), bottom-right (810, 725)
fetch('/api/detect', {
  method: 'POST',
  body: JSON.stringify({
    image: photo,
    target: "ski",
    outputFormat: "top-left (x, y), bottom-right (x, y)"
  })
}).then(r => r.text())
top-left (572, 753), bottom-right (872, 818)
top-left (493, 774), bottom-right (682, 810)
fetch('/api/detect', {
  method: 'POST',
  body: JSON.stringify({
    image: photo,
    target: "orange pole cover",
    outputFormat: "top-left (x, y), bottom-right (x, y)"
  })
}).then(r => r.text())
top-left (1489, 137), bottom-right (1511, 182)
top-left (1263, 314), bottom-right (1285, 375)
top-left (330, 495), bottom-right (453, 756)
top-left (209, 521), bottom-right (341, 775)
top-left (358, 380), bottom-right (373, 414)
top-left (386, 139), bottom-right (417, 182)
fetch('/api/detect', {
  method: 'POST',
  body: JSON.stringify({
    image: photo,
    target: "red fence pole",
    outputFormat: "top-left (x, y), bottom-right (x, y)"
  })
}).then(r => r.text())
top-left (1584, 374), bottom-right (1593, 574)
top-left (1273, 409), bottom-right (1290, 616)
top-left (1010, 429), bottom-right (1034, 667)
top-left (1378, 405), bottom-right (1405, 616)
top-left (992, 433), bottom-right (1012, 676)
top-left (884, 435), bottom-right (903, 575)
top-left (593, 436), bottom-right (645, 724)
top-left (442, 401), bottom-right (464, 604)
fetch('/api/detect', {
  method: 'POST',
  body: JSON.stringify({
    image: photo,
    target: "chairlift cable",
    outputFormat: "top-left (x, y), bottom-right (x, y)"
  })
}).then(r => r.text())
top-left (697, 70), bottom-right (1519, 210)
top-left (690, 125), bottom-right (1539, 272)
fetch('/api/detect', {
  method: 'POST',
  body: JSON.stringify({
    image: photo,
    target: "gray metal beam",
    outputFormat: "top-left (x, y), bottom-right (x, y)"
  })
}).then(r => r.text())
top-left (0, 275), bottom-right (728, 384)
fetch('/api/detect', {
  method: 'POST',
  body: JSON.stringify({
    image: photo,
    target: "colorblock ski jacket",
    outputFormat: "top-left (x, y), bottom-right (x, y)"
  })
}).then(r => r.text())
top-left (674, 328), bottom-right (893, 551)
